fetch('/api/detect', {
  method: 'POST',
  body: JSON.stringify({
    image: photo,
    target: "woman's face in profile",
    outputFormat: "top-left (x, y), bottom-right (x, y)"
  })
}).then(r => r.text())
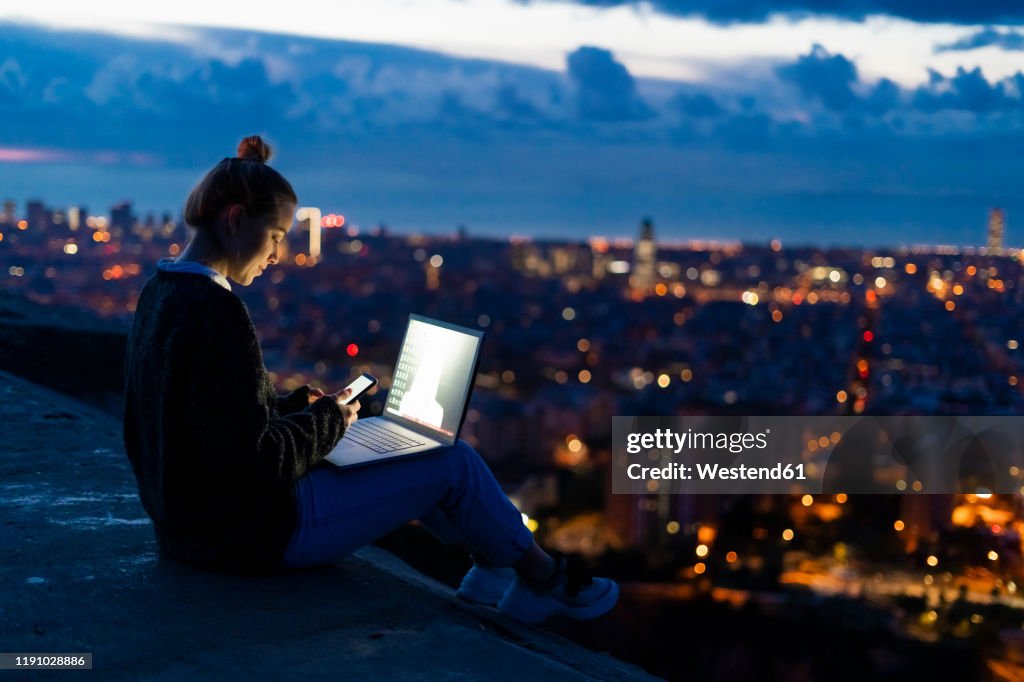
top-left (229, 202), bottom-right (295, 286)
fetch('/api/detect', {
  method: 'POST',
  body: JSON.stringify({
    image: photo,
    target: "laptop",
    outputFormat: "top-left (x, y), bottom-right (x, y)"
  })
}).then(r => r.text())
top-left (325, 314), bottom-right (485, 468)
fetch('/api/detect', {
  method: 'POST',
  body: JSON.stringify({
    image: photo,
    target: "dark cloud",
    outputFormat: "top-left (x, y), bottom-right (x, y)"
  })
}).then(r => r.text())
top-left (125, 58), bottom-right (296, 125)
top-left (3, 20), bottom-right (1022, 156)
top-left (913, 67), bottom-right (1021, 114)
top-left (864, 78), bottom-right (901, 114)
top-left (713, 113), bottom-right (777, 150)
top-left (566, 46), bottom-right (654, 121)
top-left (527, 0), bottom-right (1024, 25)
top-left (0, 21), bottom-right (574, 156)
top-left (672, 92), bottom-right (723, 117)
top-left (774, 44), bottom-right (1024, 118)
top-left (495, 83), bottom-right (543, 119)
top-left (2, 22), bottom-right (1024, 246)
top-left (936, 28), bottom-right (1024, 53)
top-left (776, 44), bottom-right (859, 112)
top-left (436, 90), bottom-right (493, 129)
top-left (438, 90), bottom-right (473, 119)
top-left (772, 45), bottom-right (903, 117)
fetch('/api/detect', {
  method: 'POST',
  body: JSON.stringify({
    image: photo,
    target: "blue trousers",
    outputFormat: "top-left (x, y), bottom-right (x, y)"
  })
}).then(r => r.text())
top-left (280, 439), bottom-right (535, 568)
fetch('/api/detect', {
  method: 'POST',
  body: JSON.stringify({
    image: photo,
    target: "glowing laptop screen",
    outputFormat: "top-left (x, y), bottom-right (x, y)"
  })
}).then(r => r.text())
top-left (385, 317), bottom-right (482, 439)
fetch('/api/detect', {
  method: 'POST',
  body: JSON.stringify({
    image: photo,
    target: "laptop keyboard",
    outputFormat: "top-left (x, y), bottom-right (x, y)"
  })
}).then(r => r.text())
top-left (343, 420), bottom-right (428, 453)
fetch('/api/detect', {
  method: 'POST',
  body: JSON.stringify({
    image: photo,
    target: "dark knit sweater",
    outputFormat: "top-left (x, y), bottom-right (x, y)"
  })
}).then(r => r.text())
top-left (123, 269), bottom-right (346, 573)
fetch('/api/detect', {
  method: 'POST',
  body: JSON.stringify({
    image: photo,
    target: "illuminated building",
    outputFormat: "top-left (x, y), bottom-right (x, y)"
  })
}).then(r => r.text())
top-left (551, 246), bottom-right (576, 275)
top-left (110, 201), bottom-right (135, 233)
top-left (161, 213), bottom-right (176, 238)
top-left (294, 207), bottom-right (322, 263)
top-left (26, 200), bottom-right (47, 230)
top-left (309, 212), bottom-right (321, 261)
top-left (67, 206), bottom-right (82, 231)
top-left (1, 200), bottom-right (14, 225)
top-left (510, 240), bottom-right (531, 271)
top-left (630, 217), bottom-right (657, 293)
top-left (590, 237), bottom-right (610, 279)
top-left (425, 260), bottom-right (440, 290)
top-left (988, 208), bottom-right (1005, 254)
top-left (897, 495), bottom-right (954, 554)
top-left (510, 240), bottom-right (549, 277)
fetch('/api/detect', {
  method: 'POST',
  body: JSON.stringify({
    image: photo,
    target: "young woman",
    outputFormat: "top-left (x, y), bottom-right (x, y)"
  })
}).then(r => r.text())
top-left (122, 135), bottom-right (618, 624)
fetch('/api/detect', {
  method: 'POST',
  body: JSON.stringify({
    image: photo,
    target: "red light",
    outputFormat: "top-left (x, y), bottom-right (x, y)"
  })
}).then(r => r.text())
top-left (320, 214), bottom-right (346, 229)
top-left (863, 331), bottom-right (874, 342)
top-left (346, 343), bottom-right (359, 357)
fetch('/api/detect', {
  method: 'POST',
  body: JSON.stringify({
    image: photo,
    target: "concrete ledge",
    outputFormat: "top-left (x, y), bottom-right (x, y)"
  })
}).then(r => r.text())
top-left (0, 292), bottom-right (126, 414)
top-left (0, 370), bottom-right (655, 680)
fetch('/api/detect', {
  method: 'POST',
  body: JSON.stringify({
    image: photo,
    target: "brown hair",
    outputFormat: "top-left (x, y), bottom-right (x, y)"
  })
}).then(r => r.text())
top-left (183, 135), bottom-right (297, 231)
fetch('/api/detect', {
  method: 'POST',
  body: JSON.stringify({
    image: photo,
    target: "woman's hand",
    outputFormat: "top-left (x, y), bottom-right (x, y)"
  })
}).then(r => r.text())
top-left (327, 388), bottom-right (360, 429)
top-left (307, 387), bottom-right (326, 404)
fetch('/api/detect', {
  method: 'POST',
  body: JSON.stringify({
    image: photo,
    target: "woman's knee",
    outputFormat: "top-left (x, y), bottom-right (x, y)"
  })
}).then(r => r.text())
top-left (440, 439), bottom-right (486, 478)
top-left (450, 438), bottom-right (477, 457)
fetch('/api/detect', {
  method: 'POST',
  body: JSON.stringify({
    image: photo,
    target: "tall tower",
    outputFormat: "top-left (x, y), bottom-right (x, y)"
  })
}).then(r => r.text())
top-left (26, 200), bottom-right (47, 231)
top-left (988, 208), bottom-right (1005, 254)
top-left (110, 201), bottom-right (135, 234)
top-left (67, 206), bottom-right (81, 231)
top-left (294, 207), bottom-right (322, 263)
top-left (589, 237), bottom-right (610, 280)
top-left (1, 200), bottom-right (14, 225)
top-left (630, 217), bottom-right (657, 292)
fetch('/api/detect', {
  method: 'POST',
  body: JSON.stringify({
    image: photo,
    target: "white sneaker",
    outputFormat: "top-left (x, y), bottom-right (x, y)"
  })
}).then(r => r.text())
top-left (456, 565), bottom-right (516, 606)
top-left (497, 554), bottom-right (619, 624)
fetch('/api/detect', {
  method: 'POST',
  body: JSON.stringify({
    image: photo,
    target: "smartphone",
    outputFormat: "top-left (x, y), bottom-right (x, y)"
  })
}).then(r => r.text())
top-left (340, 372), bottom-right (378, 405)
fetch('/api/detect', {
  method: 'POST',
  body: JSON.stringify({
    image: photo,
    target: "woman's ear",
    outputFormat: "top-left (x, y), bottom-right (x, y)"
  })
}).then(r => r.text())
top-left (225, 204), bottom-right (245, 236)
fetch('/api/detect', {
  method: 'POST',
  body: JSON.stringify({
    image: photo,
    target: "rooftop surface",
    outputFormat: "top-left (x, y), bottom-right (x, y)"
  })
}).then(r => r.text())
top-left (0, 369), bottom-right (655, 680)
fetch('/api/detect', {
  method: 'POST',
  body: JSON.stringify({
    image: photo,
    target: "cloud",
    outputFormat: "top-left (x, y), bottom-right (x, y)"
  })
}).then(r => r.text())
top-left (2, 21), bottom-right (1024, 246)
top-left (437, 90), bottom-right (493, 129)
top-left (773, 44), bottom-right (1024, 119)
top-left (0, 58), bottom-right (27, 100)
top-left (0, 145), bottom-right (74, 163)
top-left (566, 46), bottom-right (653, 121)
top-left (912, 66), bottom-right (1022, 114)
top-left (773, 45), bottom-right (903, 116)
top-left (713, 113), bottom-right (778, 150)
top-left (936, 28), bottom-right (1024, 53)
top-left (528, 0), bottom-right (1024, 25)
top-left (672, 92), bottom-right (723, 118)
top-left (495, 83), bottom-right (544, 120)
top-left (0, 21), bottom-right (577, 157)
top-left (776, 44), bottom-right (860, 112)
top-left (3, 20), bottom-right (1021, 156)
top-left (864, 78), bottom-right (901, 114)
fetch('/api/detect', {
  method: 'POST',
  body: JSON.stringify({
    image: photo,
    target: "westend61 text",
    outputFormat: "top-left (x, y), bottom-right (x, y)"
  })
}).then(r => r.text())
top-left (627, 462), bottom-right (807, 481)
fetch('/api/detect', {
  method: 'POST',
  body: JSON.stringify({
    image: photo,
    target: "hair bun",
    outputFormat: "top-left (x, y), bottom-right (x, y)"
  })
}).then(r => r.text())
top-left (237, 135), bottom-right (273, 163)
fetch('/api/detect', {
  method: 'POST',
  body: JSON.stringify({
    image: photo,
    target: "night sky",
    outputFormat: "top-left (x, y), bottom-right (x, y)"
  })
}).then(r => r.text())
top-left (1, 0), bottom-right (1022, 246)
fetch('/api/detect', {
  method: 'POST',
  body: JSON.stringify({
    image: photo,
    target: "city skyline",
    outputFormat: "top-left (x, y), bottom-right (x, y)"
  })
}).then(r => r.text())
top-left (0, 193), bottom-right (1012, 250)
